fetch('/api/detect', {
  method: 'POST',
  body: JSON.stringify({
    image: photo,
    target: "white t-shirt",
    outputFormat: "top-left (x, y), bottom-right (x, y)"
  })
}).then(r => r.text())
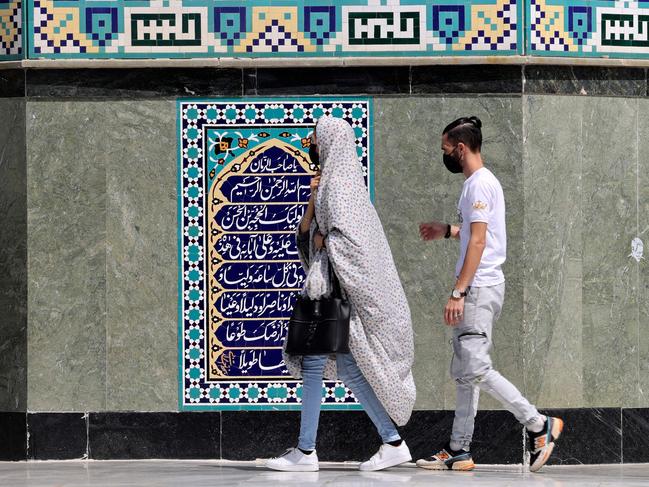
top-left (455, 167), bottom-right (506, 287)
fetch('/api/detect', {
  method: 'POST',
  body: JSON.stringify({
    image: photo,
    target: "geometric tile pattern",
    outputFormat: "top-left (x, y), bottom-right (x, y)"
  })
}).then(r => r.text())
top-left (178, 98), bottom-right (372, 410)
top-left (27, 0), bottom-right (522, 59)
top-left (528, 0), bottom-right (649, 57)
top-left (0, 0), bottom-right (22, 59)
top-left (4, 0), bottom-right (649, 60)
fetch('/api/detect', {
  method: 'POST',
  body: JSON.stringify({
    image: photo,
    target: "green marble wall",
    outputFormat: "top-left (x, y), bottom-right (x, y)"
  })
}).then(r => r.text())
top-left (16, 95), bottom-right (649, 412)
top-left (0, 98), bottom-right (27, 412)
top-left (26, 101), bottom-right (178, 411)
top-left (522, 96), bottom-right (646, 409)
top-left (522, 95), bottom-right (585, 408)
top-left (639, 103), bottom-right (649, 407)
top-left (27, 102), bottom-right (107, 411)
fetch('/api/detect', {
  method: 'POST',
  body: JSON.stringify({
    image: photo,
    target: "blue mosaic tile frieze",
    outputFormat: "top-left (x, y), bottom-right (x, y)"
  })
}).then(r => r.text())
top-left (528, 0), bottom-right (649, 58)
top-left (26, 0), bottom-right (522, 59)
top-left (0, 0), bottom-right (22, 60)
top-left (5, 0), bottom-right (649, 61)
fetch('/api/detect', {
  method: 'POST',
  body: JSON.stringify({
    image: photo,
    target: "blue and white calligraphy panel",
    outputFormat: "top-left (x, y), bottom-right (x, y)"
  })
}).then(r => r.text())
top-left (178, 99), bottom-right (372, 409)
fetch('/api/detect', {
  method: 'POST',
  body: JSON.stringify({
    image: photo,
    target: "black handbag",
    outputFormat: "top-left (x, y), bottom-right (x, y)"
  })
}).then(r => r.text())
top-left (285, 260), bottom-right (351, 356)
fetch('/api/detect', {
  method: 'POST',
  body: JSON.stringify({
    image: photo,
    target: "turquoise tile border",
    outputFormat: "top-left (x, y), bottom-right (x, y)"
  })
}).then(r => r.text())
top-left (177, 96), bottom-right (373, 411)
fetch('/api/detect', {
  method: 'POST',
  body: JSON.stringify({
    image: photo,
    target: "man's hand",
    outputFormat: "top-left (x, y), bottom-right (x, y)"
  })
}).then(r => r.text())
top-left (444, 297), bottom-right (464, 326)
top-left (314, 231), bottom-right (325, 250)
top-left (419, 221), bottom-right (448, 241)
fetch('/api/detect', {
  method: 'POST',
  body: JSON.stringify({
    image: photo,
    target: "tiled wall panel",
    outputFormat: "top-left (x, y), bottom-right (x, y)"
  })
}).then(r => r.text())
top-left (178, 98), bottom-right (371, 410)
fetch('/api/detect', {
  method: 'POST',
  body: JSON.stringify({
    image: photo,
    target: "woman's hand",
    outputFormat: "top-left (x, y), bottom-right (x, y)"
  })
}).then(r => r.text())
top-left (309, 173), bottom-right (321, 198)
top-left (300, 172), bottom-right (321, 234)
top-left (314, 231), bottom-right (325, 250)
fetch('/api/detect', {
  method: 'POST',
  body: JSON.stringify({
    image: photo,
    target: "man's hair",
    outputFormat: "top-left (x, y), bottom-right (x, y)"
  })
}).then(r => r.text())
top-left (443, 116), bottom-right (483, 152)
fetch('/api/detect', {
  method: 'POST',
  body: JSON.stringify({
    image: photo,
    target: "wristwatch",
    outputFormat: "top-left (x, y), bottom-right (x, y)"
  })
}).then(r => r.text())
top-left (451, 288), bottom-right (469, 299)
top-left (444, 224), bottom-right (452, 239)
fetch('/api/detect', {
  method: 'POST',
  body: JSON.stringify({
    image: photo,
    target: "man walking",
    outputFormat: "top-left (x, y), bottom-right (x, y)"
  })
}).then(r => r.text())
top-left (417, 116), bottom-right (564, 473)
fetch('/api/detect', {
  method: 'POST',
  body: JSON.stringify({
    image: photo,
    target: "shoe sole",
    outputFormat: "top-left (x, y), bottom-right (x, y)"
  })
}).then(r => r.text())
top-left (416, 459), bottom-right (475, 471)
top-left (452, 460), bottom-right (476, 471)
top-left (266, 463), bottom-right (319, 472)
top-left (530, 418), bottom-right (564, 473)
top-left (359, 454), bottom-right (412, 472)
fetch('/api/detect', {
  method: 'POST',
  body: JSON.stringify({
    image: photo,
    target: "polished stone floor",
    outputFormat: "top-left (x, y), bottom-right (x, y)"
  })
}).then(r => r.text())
top-left (1, 460), bottom-right (648, 487)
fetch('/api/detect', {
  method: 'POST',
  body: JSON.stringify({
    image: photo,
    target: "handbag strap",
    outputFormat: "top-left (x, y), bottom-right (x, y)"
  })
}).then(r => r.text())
top-left (327, 255), bottom-right (343, 299)
top-left (315, 220), bottom-right (343, 299)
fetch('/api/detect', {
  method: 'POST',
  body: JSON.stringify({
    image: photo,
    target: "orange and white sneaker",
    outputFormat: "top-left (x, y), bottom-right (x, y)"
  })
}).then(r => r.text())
top-left (528, 416), bottom-right (564, 473)
top-left (416, 443), bottom-right (475, 471)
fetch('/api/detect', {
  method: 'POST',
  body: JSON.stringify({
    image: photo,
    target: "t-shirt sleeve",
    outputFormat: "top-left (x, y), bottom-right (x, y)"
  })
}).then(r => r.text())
top-left (467, 181), bottom-right (494, 224)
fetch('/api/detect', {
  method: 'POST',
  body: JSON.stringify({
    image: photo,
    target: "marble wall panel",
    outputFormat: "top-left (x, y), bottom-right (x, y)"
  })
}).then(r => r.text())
top-left (581, 98), bottom-right (639, 408)
top-left (104, 101), bottom-right (179, 411)
top-left (637, 99), bottom-right (649, 408)
top-left (522, 95), bottom-right (585, 408)
top-left (26, 101), bottom-right (107, 411)
top-left (0, 98), bottom-right (27, 412)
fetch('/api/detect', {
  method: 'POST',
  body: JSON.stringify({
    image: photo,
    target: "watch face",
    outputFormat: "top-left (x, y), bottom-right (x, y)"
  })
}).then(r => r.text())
top-left (452, 290), bottom-right (461, 299)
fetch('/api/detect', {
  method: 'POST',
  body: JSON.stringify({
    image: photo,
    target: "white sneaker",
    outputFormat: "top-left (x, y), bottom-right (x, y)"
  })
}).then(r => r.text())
top-left (359, 442), bottom-right (412, 471)
top-left (266, 447), bottom-right (319, 472)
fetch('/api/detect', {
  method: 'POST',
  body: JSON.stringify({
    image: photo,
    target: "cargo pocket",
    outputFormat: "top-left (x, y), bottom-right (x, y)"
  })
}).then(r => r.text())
top-left (456, 331), bottom-right (490, 382)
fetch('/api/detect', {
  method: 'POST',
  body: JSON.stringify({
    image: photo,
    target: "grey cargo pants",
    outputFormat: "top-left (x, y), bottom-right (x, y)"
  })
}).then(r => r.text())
top-left (450, 283), bottom-right (541, 450)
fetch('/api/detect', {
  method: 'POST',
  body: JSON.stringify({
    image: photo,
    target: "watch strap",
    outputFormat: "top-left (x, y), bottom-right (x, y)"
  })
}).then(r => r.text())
top-left (452, 287), bottom-right (470, 298)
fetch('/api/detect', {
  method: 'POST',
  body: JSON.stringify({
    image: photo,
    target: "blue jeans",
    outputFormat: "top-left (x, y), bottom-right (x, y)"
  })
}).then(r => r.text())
top-left (297, 353), bottom-right (401, 451)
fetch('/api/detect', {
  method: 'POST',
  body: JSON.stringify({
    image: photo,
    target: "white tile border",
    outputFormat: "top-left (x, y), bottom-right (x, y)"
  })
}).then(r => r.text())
top-left (3, 55), bottom-right (649, 69)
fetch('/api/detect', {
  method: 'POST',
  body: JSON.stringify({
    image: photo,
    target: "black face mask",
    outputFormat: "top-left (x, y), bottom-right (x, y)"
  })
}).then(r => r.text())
top-left (443, 147), bottom-right (463, 174)
top-left (309, 143), bottom-right (320, 167)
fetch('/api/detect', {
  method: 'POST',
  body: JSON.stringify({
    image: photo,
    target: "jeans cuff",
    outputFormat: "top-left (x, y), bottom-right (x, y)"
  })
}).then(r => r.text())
top-left (450, 438), bottom-right (471, 450)
top-left (383, 434), bottom-right (402, 444)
